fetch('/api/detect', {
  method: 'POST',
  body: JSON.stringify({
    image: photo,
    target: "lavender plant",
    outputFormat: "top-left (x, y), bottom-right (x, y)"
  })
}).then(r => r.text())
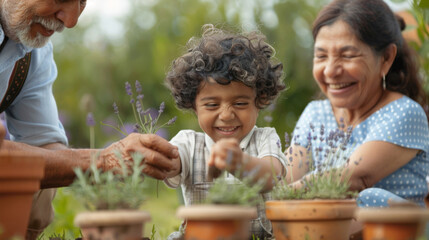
top-left (103, 80), bottom-right (177, 136)
top-left (71, 80), bottom-right (177, 211)
top-left (70, 152), bottom-right (148, 210)
top-left (272, 122), bottom-right (359, 200)
top-left (204, 151), bottom-right (265, 206)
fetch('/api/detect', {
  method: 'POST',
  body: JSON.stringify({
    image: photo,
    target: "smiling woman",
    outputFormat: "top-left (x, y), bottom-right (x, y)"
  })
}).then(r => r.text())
top-left (284, 0), bottom-right (429, 237)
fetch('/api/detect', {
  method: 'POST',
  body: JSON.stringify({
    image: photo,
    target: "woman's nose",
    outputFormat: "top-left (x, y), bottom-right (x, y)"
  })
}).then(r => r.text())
top-left (55, 1), bottom-right (85, 28)
top-left (323, 59), bottom-right (342, 78)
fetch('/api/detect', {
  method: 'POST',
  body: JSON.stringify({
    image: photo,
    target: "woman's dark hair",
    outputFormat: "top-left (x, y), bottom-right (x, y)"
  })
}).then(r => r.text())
top-left (165, 24), bottom-right (285, 109)
top-left (312, 0), bottom-right (427, 113)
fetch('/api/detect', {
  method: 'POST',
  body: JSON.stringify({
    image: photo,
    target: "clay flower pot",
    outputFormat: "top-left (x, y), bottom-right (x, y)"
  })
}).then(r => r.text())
top-left (0, 151), bottom-right (45, 240)
top-left (74, 210), bottom-right (151, 240)
top-left (265, 199), bottom-right (356, 240)
top-left (356, 207), bottom-right (429, 240)
top-left (176, 204), bottom-right (257, 240)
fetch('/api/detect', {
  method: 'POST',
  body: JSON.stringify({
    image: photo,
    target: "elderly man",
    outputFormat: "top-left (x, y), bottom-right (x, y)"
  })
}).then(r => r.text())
top-left (0, 0), bottom-right (179, 239)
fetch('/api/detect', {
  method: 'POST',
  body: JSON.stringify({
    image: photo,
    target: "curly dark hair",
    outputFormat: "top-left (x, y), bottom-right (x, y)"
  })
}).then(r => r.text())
top-left (165, 24), bottom-right (285, 110)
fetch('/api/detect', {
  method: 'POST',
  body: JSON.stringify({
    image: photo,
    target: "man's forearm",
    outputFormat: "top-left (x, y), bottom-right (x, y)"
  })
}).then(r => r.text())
top-left (2, 140), bottom-right (96, 188)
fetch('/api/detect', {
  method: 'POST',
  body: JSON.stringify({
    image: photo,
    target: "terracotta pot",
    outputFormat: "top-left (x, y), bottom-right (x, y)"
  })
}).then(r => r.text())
top-left (356, 208), bottom-right (429, 240)
top-left (74, 210), bottom-right (151, 240)
top-left (0, 151), bottom-right (45, 240)
top-left (176, 204), bottom-right (257, 240)
top-left (265, 199), bottom-right (356, 240)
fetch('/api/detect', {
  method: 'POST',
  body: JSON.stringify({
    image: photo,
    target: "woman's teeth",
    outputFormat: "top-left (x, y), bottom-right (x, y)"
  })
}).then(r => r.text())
top-left (330, 83), bottom-right (352, 89)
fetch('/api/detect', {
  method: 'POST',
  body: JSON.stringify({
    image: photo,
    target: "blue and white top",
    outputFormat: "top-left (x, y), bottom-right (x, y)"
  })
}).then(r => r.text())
top-left (292, 96), bottom-right (429, 206)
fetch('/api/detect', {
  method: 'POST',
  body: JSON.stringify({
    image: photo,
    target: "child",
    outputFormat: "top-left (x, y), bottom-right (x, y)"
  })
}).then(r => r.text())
top-left (164, 24), bottom-right (287, 239)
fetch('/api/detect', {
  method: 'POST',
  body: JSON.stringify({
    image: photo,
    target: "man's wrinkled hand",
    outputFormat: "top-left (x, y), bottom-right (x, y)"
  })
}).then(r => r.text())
top-left (101, 133), bottom-right (179, 180)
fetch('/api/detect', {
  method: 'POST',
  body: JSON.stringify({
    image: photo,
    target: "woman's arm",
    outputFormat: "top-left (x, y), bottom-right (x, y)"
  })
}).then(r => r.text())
top-left (284, 145), bottom-right (311, 184)
top-left (346, 141), bottom-right (418, 191)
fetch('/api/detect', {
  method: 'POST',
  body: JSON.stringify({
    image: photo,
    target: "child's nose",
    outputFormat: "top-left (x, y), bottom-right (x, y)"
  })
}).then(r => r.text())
top-left (219, 106), bottom-right (235, 121)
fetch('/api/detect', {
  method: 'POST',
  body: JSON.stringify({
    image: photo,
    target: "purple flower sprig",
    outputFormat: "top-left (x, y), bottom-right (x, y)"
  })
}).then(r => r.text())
top-left (101, 102), bottom-right (128, 136)
top-left (102, 80), bottom-right (177, 136)
top-left (86, 112), bottom-right (95, 148)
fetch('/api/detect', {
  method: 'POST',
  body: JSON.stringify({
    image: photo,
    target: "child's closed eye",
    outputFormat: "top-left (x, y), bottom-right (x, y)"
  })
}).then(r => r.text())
top-left (204, 103), bottom-right (219, 108)
top-left (234, 102), bottom-right (249, 108)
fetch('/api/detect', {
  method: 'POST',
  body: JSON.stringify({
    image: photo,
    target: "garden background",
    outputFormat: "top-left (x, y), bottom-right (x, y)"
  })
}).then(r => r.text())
top-left (38, 0), bottom-right (428, 239)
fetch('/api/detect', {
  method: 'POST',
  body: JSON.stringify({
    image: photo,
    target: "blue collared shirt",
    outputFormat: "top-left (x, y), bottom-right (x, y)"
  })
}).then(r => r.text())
top-left (0, 27), bottom-right (68, 146)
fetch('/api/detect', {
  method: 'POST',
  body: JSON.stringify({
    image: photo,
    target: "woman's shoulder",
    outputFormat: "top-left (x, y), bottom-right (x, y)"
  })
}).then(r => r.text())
top-left (297, 99), bottom-right (333, 124)
top-left (305, 99), bottom-right (331, 110)
top-left (377, 95), bottom-right (427, 121)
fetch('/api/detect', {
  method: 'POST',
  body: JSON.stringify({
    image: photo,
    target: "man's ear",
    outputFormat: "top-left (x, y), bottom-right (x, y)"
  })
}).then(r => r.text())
top-left (381, 43), bottom-right (397, 76)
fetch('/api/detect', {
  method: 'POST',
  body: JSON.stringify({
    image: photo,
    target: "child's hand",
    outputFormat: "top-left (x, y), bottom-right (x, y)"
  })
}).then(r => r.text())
top-left (208, 138), bottom-right (243, 171)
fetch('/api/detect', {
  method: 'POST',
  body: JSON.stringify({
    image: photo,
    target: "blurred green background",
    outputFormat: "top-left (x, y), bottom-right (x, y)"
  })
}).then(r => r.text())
top-left (41, 0), bottom-right (429, 239)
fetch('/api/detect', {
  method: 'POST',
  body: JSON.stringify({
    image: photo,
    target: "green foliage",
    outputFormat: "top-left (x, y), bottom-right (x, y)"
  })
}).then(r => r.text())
top-left (52, 0), bottom-right (325, 148)
top-left (409, 0), bottom-right (429, 94)
top-left (70, 152), bottom-right (148, 210)
top-left (204, 171), bottom-right (264, 206)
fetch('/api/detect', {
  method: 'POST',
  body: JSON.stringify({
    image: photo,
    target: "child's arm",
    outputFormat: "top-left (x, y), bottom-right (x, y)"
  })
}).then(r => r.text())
top-left (208, 138), bottom-right (285, 192)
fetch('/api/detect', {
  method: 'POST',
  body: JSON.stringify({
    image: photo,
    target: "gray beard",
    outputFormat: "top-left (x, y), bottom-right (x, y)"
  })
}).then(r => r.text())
top-left (0, 2), bottom-right (63, 48)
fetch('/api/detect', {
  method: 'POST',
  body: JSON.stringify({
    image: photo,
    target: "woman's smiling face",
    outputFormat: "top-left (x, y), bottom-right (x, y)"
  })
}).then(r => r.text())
top-left (194, 79), bottom-right (259, 142)
top-left (312, 20), bottom-right (384, 111)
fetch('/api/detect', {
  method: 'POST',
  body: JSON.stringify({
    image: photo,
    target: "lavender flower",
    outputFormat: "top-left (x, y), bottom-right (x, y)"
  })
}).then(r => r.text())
top-left (113, 102), bottom-right (119, 114)
top-left (136, 100), bottom-right (142, 114)
top-left (158, 102), bottom-right (165, 114)
top-left (86, 112), bottom-right (95, 126)
top-left (125, 82), bottom-right (133, 96)
top-left (284, 132), bottom-right (290, 149)
top-left (135, 80), bottom-right (142, 94)
top-left (167, 116), bottom-right (177, 125)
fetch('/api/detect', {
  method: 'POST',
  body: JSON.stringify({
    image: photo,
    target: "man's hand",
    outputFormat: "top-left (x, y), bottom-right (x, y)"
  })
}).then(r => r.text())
top-left (208, 138), bottom-right (244, 171)
top-left (101, 133), bottom-right (180, 180)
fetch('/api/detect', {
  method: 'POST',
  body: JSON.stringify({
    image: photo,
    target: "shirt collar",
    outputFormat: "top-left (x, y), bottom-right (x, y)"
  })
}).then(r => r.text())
top-left (204, 126), bottom-right (257, 152)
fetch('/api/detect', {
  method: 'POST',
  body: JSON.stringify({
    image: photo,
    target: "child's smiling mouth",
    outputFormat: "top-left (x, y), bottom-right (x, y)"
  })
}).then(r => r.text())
top-left (216, 126), bottom-right (239, 135)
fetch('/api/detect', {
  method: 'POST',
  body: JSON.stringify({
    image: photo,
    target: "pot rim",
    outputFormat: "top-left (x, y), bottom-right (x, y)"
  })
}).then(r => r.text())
top-left (265, 199), bottom-right (356, 221)
top-left (266, 199), bottom-right (356, 204)
top-left (176, 204), bottom-right (257, 220)
top-left (74, 210), bottom-right (151, 227)
top-left (356, 208), bottom-right (429, 223)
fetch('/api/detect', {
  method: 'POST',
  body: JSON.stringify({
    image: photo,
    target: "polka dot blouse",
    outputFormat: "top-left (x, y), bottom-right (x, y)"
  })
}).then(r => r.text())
top-left (291, 96), bottom-right (429, 205)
